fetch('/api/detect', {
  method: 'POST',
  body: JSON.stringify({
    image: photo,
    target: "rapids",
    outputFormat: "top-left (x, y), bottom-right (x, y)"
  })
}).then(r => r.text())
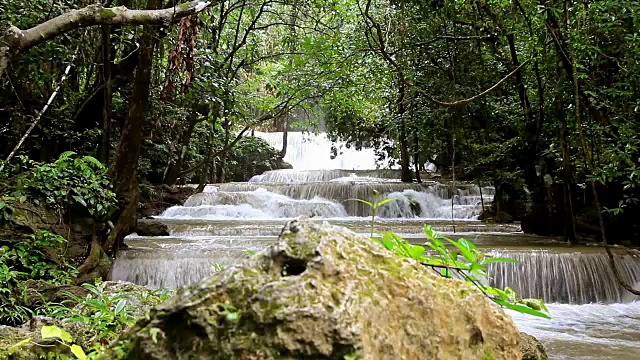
top-left (113, 131), bottom-right (640, 359)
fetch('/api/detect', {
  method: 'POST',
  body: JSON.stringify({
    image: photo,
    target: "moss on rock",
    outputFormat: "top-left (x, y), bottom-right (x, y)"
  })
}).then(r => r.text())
top-left (519, 332), bottom-right (548, 360)
top-left (106, 220), bottom-right (521, 359)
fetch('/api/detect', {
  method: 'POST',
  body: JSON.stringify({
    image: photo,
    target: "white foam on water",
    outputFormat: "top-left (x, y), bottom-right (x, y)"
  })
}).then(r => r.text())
top-left (510, 301), bottom-right (640, 360)
top-left (161, 188), bottom-right (348, 219)
top-left (160, 186), bottom-right (489, 220)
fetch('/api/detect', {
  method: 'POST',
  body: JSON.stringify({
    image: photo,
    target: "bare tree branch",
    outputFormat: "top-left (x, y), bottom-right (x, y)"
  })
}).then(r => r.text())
top-left (0, 0), bottom-right (213, 74)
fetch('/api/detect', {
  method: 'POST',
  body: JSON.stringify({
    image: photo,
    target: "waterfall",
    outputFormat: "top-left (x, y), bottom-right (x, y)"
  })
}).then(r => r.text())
top-left (250, 169), bottom-right (405, 182)
top-left (162, 188), bottom-right (348, 219)
top-left (488, 249), bottom-right (640, 304)
top-left (159, 183), bottom-right (491, 219)
top-left (254, 131), bottom-right (393, 170)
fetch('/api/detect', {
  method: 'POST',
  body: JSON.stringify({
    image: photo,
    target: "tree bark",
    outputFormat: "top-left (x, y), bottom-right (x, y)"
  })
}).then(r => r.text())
top-left (556, 93), bottom-right (577, 242)
top-left (98, 25), bottom-right (113, 163)
top-left (102, 0), bottom-right (163, 256)
top-left (0, 0), bottom-right (211, 75)
top-left (397, 83), bottom-right (412, 183)
top-left (413, 132), bottom-right (422, 183)
top-left (164, 113), bottom-right (199, 185)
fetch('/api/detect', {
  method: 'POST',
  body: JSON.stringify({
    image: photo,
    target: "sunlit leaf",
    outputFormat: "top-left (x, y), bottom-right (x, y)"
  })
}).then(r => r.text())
top-left (41, 325), bottom-right (73, 343)
top-left (70, 344), bottom-right (87, 360)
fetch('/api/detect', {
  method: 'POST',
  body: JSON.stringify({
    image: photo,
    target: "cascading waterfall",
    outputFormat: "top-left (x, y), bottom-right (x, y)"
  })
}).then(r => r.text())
top-left (162, 189), bottom-right (348, 219)
top-left (113, 129), bottom-right (640, 359)
top-left (160, 184), bottom-right (491, 219)
top-left (253, 131), bottom-right (392, 170)
top-left (487, 249), bottom-right (640, 304)
top-left (207, 181), bottom-right (493, 218)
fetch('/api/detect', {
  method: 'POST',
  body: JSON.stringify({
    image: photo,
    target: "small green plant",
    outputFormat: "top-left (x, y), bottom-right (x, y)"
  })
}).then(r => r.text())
top-left (348, 189), bottom-right (397, 237)
top-left (9, 279), bottom-right (173, 359)
top-left (356, 194), bottom-right (550, 319)
top-left (211, 263), bottom-right (226, 272)
top-left (51, 280), bottom-right (134, 345)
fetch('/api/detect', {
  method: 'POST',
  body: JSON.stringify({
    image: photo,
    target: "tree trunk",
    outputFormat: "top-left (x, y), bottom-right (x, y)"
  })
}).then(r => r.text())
top-left (279, 115), bottom-right (288, 159)
top-left (164, 113), bottom-right (199, 185)
top-left (98, 25), bottom-right (113, 163)
top-left (556, 93), bottom-right (577, 242)
top-left (413, 132), bottom-right (422, 183)
top-left (397, 83), bottom-right (412, 183)
top-left (102, 0), bottom-right (162, 257)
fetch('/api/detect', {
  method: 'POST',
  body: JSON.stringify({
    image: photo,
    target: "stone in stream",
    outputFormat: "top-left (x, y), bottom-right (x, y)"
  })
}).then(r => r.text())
top-left (518, 332), bottom-right (548, 360)
top-left (105, 219), bottom-right (523, 359)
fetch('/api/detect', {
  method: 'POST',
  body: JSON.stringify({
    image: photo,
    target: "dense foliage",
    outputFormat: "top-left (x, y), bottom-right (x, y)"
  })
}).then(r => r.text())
top-left (0, 231), bottom-right (76, 325)
top-left (1, 152), bottom-right (117, 221)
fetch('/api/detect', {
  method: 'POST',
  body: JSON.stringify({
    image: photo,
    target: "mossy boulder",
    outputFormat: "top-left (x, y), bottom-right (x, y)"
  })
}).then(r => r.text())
top-left (519, 332), bottom-right (548, 360)
top-left (106, 220), bottom-right (521, 359)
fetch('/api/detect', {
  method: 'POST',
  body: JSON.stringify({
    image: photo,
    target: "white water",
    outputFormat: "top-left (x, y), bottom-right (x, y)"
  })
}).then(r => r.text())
top-left (163, 188), bottom-right (348, 219)
top-left (509, 302), bottom-right (640, 359)
top-left (160, 185), bottom-right (489, 220)
top-left (254, 131), bottom-right (393, 170)
top-left (114, 130), bottom-right (640, 359)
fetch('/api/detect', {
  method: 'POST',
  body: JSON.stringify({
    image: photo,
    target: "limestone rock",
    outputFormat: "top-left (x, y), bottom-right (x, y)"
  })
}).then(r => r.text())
top-left (107, 220), bottom-right (521, 359)
top-left (134, 221), bottom-right (169, 237)
top-left (519, 332), bottom-right (548, 360)
top-left (0, 322), bottom-right (71, 360)
top-left (22, 280), bottom-right (89, 308)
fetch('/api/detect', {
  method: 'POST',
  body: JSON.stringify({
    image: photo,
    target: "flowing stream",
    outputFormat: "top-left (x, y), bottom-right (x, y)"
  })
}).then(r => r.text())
top-left (113, 131), bottom-right (640, 359)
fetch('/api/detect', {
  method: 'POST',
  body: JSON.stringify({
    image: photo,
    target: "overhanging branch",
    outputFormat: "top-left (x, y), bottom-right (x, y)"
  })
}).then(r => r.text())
top-left (0, 1), bottom-right (213, 74)
top-left (420, 59), bottom-right (531, 108)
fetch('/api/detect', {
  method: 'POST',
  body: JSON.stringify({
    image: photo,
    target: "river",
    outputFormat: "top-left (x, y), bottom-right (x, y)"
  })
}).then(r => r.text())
top-left (112, 131), bottom-right (640, 359)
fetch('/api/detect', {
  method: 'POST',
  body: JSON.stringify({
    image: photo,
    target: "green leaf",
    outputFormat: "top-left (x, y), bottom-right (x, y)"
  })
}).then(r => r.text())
top-left (72, 195), bottom-right (87, 207)
top-left (446, 238), bottom-right (476, 263)
top-left (8, 338), bottom-right (31, 354)
top-left (41, 325), bottom-right (73, 343)
top-left (346, 198), bottom-right (373, 207)
top-left (373, 197), bottom-right (397, 209)
top-left (407, 244), bottom-right (425, 259)
top-left (493, 299), bottom-right (551, 319)
top-left (70, 344), bottom-right (87, 360)
top-left (114, 298), bottom-right (127, 315)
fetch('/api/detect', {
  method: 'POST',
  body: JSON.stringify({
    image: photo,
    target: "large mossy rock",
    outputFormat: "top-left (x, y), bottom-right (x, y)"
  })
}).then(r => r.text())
top-left (107, 220), bottom-right (521, 359)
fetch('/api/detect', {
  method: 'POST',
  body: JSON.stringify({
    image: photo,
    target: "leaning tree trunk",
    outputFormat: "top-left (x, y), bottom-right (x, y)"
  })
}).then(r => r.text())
top-left (102, 0), bottom-right (162, 259)
top-left (279, 116), bottom-right (288, 160)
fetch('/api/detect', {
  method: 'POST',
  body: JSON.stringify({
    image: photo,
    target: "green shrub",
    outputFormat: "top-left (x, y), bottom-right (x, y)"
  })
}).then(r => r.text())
top-left (0, 230), bottom-right (77, 325)
top-left (0, 152), bottom-right (117, 222)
